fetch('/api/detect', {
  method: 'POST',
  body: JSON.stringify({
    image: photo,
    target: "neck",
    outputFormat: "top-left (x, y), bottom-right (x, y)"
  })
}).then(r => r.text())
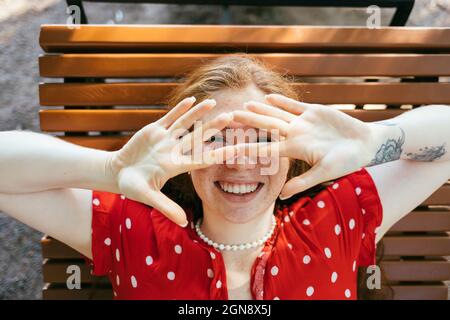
top-left (199, 203), bottom-right (276, 246)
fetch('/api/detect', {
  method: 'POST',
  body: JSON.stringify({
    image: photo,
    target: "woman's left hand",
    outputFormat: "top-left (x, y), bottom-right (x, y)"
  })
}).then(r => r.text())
top-left (233, 94), bottom-right (378, 199)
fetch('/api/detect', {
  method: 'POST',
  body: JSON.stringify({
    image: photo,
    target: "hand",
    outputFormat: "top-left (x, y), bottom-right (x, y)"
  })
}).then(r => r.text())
top-left (107, 97), bottom-right (233, 226)
top-left (233, 94), bottom-right (377, 199)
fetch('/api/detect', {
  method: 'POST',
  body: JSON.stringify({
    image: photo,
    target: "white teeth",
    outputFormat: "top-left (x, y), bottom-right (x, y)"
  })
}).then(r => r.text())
top-left (218, 182), bottom-right (259, 194)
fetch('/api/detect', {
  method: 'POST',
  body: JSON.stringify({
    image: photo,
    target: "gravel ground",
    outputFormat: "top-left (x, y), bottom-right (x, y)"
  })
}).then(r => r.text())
top-left (0, 0), bottom-right (448, 300)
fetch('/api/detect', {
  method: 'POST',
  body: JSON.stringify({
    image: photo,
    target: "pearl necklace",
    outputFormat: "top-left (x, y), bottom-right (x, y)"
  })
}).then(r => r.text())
top-left (195, 215), bottom-right (277, 251)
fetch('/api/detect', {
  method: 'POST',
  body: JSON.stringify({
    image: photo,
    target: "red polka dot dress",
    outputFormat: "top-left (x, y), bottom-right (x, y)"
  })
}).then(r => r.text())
top-left (88, 168), bottom-right (382, 300)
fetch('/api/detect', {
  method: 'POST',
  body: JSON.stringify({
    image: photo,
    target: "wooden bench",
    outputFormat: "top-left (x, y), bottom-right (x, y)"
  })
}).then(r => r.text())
top-left (38, 25), bottom-right (450, 300)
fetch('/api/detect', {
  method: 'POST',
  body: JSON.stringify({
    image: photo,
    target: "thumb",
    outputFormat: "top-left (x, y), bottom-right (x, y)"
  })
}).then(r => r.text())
top-left (280, 164), bottom-right (328, 200)
top-left (140, 189), bottom-right (188, 227)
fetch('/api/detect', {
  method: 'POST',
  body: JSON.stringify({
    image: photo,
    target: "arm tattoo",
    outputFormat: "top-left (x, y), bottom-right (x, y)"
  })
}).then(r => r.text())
top-left (369, 121), bottom-right (447, 163)
top-left (368, 126), bottom-right (405, 166)
top-left (405, 144), bottom-right (446, 161)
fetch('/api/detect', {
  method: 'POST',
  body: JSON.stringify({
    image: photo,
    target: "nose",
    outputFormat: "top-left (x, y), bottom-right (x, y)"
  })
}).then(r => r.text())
top-left (225, 152), bottom-right (257, 170)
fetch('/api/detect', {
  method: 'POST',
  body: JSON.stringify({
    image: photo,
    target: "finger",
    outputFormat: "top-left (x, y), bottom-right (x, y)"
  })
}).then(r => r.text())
top-left (244, 101), bottom-right (296, 123)
top-left (279, 164), bottom-right (329, 199)
top-left (178, 113), bottom-right (233, 154)
top-left (157, 96), bottom-right (196, 129)
top-left (169, 99), bottom-right (217, 132)
top-left (194, 141), bottom-right (289, 168)
top-left (265, 94), bottom-right (314, 115)
top-left (232, 111), bottom-right (289, 136)
top-left (143, 189), bottom-right (188, 227)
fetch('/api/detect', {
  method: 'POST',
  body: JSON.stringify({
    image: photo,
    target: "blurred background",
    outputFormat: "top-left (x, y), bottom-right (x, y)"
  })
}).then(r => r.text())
top-left (0, 0), bottom-right (449, 299)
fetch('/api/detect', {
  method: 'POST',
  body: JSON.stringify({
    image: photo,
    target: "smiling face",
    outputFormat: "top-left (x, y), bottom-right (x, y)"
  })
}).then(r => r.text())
top-left (190, 84), bottom-right (290, 224)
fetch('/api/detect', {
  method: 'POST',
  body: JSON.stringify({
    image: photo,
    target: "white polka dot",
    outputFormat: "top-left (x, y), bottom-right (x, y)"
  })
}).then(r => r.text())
top-left (303, 219), bottom-right (311, 226)
top-left (210, 252), bottom-right (216, 260)
top-left (349, 219), bottom-right (355, 230)
top-left (334, 224), bottom-right (341, 235)
top-left (355, 187), bottom-right (361, 195)
top-left (271, 266), bottom-right (279, 276)
top-left (306, 286), bottom-right (314, 297)
top-left (216, 280), bottom-right (222, 289)
top-left (167, 272), bottom-right (175, 281)
top-left (92, 198), bottom-right (100, 206)
top-left (287, 243), bottom-right (293, 250)
top-left (207, 268), bottom-right (214, 278)
top-left (332, 183), bottom-right (339, 189)
top-left (374, 227), bottom-right (380, 234)
top-left (345, 289), bottom-right (351, 298)
top-left (145, 255), bottom-right (153, 266)
top-left (273, 296), bottom-right (280, 300)
top-left (174, 244), bottom-right (182, 254)
top-left (116, 275), bottom-right (120, 286)
top-left (362, 233), bottom-right (366, 239)
top-left (289, 211), bottom-right (294, 217)
top-left (113, 291), bottom-right (117, 297)
top-left (115, 249), bottom-right (120, 262)
top-left (361, 208), bottom-right (366, 215)
top-left (125, 218), bottom-right (132, 229)
top-left (131, 275), bottom-right (137, 288)
top-left (284, 215), bottom-right (290, 223)
top-left (331, 272), bottom-right (338, 283)
top-left (324, 247), bottom-right (332, 259)
top-left (303, 255), bottom-right (311, 264)
top-left (104, 238), bottom-right (111, 246)
top-left (119, 225), bottom-right (122, 234)
top-left (353, 260), bottom-right (357, 272)
top-left (317, 201), bottom-right (325, 208)
top-left (120, 195), bottom-right (125, 200)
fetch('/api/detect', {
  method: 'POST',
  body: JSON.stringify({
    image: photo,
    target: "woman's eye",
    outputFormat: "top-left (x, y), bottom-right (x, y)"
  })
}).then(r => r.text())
top-left (208, 135), bottom-right (224, 143)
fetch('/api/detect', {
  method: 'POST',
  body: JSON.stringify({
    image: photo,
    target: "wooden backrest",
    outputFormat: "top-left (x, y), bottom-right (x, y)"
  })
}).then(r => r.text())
top-left (39, 25), bottom-right (450, 300)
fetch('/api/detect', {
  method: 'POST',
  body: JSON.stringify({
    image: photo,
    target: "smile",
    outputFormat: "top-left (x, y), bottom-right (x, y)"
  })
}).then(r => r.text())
top-left (215, 181), bottom-right (263, 195)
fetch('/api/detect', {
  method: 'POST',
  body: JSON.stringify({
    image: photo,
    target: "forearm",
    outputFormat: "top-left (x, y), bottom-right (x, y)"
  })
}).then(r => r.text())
top-left (366, 105), bottom-right (450, 166)
top-left (0, 130), bottom-right (119, 194)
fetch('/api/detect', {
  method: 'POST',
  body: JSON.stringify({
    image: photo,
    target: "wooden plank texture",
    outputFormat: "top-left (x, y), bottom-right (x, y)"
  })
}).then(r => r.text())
top-left (39, 109), bottom-right (404, 132)
top-left (39, 25), bottom-right (450, 53)
top-left (42, 258), bottom-right (450, 283)
top-left (39, 53), bottom-right (450, 77)
top-left (39, 83), bottom-right (450, 106)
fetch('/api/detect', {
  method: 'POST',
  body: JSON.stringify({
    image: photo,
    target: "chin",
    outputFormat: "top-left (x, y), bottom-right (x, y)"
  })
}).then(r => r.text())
top-left (217, 206), bottom-right (262, 224)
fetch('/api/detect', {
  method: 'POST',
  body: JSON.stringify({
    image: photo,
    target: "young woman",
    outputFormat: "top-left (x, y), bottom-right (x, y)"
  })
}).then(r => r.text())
top-left (0, 56), bottom-right (449, 300)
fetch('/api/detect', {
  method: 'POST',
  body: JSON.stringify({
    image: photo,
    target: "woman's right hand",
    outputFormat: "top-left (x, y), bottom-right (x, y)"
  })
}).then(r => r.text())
top-left (107, 97), bottom-right (233, 227)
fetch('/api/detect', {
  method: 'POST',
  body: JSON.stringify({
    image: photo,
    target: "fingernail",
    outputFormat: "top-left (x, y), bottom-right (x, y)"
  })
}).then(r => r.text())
top-left (179, 220), bottom-right (189, 228)
top-left (190, 96), bottom-right (196, 102)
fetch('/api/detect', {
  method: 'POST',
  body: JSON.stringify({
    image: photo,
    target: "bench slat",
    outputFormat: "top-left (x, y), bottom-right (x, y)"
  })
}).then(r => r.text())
top-left (42, 258), bottom-right (450, 283)
top-left (389, 208), bottom-right (450, 232)
top-left (39, 83), bottom-right (450, 106)
top-left (39, 53), bottom-right (450, 77)
top-left (41, 233), bottom-right (450, 259)
top-left (39, 25), bottom-right (450, 53)
top-left (382, 259), bottom-right (450, 282)
top-left (40, 282), bottom-right (449, 300)
top-left (422, 185), bottom-right (450, 206)
top-left (39, 109), bottom-right (404, 132)
top-left (62, 135), bottom-right (130, 151)
top-left (382, 234), bottom-right (450, 256)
